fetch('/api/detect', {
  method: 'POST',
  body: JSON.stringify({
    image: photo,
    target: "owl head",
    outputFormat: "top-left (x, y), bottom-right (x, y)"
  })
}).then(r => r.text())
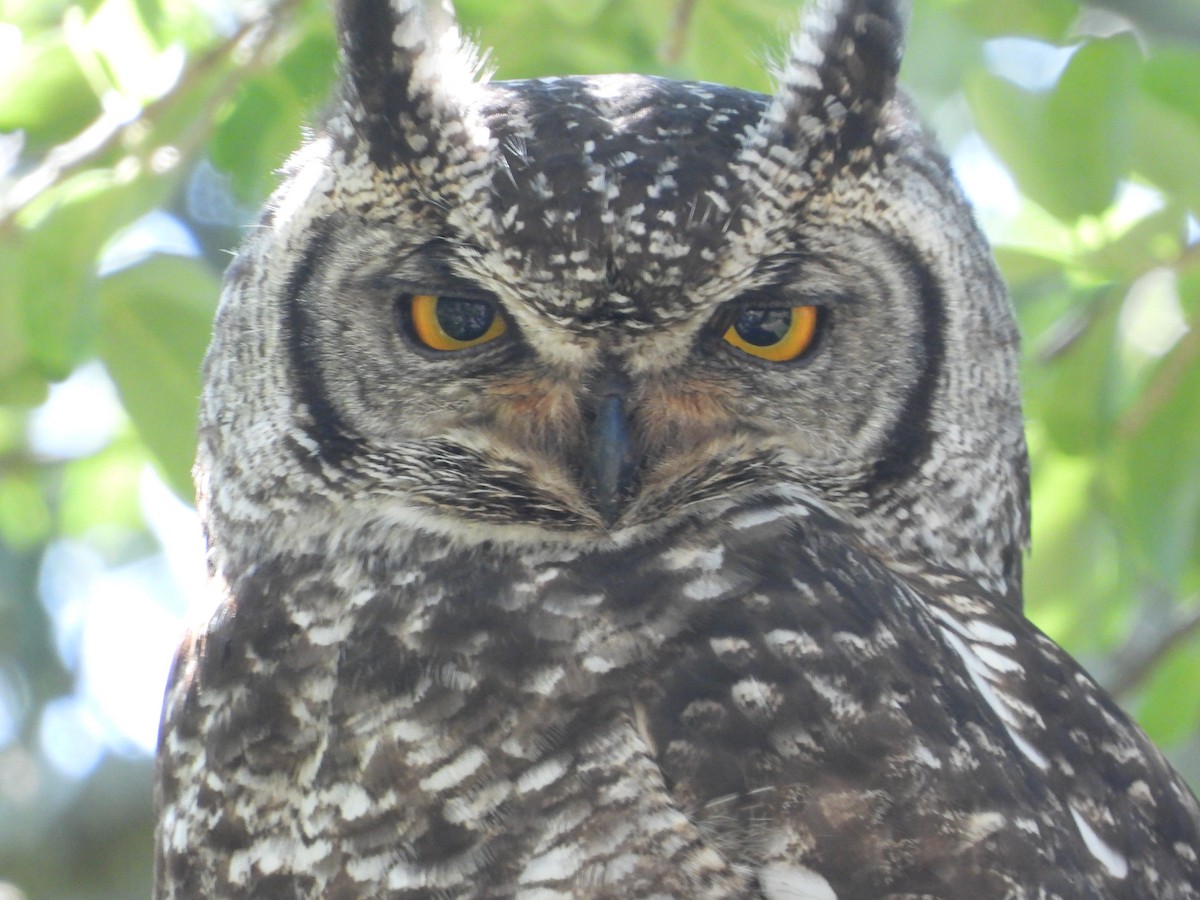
top-left (198, 0), bottom-right (1029, 602)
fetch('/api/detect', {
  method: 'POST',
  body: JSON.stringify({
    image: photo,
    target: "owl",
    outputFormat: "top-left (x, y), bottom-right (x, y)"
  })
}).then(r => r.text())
top-left (155, 0), bottom-right (1200, 896)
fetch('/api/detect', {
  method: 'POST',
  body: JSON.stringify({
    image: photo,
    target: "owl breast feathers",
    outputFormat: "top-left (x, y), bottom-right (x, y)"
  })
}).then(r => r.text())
top-left (154, 0), bottom-right (1200, 896)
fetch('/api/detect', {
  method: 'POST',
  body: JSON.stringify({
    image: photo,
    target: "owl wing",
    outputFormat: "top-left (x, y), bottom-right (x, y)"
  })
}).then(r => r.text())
top-left (631, 503), bottom-right (1200, 898)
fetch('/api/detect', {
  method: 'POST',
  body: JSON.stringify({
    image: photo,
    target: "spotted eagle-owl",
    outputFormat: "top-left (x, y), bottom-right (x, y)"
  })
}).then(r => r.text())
top-left (155, 0), bottom-right (1200, 896)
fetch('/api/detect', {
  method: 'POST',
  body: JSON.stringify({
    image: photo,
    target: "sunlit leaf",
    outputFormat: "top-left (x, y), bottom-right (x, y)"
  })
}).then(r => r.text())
top-left (1131, 98), bottom-right (1200, 216)
top-left (993, 247), bottom-right (1064, 290)
top-left (1107, 337), bottom-right (1200, 586)
top-left (1141, 48), bottom-right (1200, 132)
top-left (541, 0), bottom-right (608, 27)
top-left (82, 0), bottom-right (184, 103)
top-left (58, 435), bottom-right (146, 536)
top-left (953, 0), bottom-right (1076, 41)
top-left (1023, 447), bottom-right (1117, 645)
top-left (276, 27), bottom-right (338, 103)
top-left (0, 34), bottom-right (101, 145)
top-left (96, 254), bottom-right (217, 498)
top-left (14, 169), bottom-right (156, 379)
top-left (1079, 205), bottom-right (1188, 281)
top-left (1136, 638), bottom-right (1200, 747)
top-left (0, 363), bottom-right (50, 407)
top-left (967, 35), bottom-right (1139, 221)
top-left (1021, 287), bottom-right (1122, 455)
top-left (211, 76), bottom-right (308, 202)
top-left (0, 474), bottom-right (52, 549)
top-left (1039, 35), bottom-right (1138, 216)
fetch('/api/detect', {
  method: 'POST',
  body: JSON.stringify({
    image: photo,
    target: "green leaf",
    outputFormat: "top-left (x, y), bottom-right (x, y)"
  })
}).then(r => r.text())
top-left (1136, 637), bottom-right (1200, 747)
top-left (1023, 444), bottom-right (1126, 650)
top-left (130, 0), bottom-right (164, 46)
top-left (0, 363), bottom-right (50, 407)
top-left (12, 178), bottom-right (107, 378)
top-left (1141, 48), bottom-right (1200, 132)
top-left (471, 1), bottom-right (667, 80)
top-left (1078, 205), bottom-right (1188, 281)
top-left (541, 0), bottom-right (609, 27)
top-left (0, 242), bottom-right (33, 381)
top-left (1107, 336), bottom-right (1200, 587)
top-left (58, 436), bottom-right (146, 536)
top-left (903, 12), bottom-right (981, 103)
top-left (953, 0), bottom-right (1077, 41)
top-left (1021, 287), bottom-right (1123, 455)
top-left (993, 247), bottom-right (1064, 290)
top-left (204, 7), bottom-right (335, 200)
top-left (12, 169), bottom-right (156, 379)
top-left (0, 34), bottom-right (101, 145)
top-left (210, 76), bottom-right (307, 202)
top-left (686, 0), bottom-right (791, 90)
top-left (96, 254), bottom-right (218, 499)
top-left (1131, 97), bottom-right (1200, 216)
top-left (1041, 36), bottom-right (1138, 214)
top-left (965, 70), bottom-right (1052, 203)
top-left (0, 474), bottom-right (53, 550)
top-left (276, 28), bottom-right (339, 104)
top-left (967, 35), bottom-right (1140, 221)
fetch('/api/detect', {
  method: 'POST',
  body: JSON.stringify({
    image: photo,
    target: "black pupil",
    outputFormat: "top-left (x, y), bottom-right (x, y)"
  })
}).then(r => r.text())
top-left (436, 298), bottom-right (495, 342)
top-left (733, 308), bottom-right (792, 346)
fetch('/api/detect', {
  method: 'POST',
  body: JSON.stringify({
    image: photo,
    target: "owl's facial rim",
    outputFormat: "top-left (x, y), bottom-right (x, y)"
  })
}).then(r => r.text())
top-left (277, 207), bottom-right (938, 540)
top-left (200, 0), bottom-right (1031, 598)
top-left (271, 14), bottom-right (941, 538)
top-left (381, 276), bottom-right (840, 529)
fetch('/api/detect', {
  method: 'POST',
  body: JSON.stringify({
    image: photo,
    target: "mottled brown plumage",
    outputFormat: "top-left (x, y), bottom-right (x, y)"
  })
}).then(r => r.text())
top-left (155, 1), bottom-right (1200, 896)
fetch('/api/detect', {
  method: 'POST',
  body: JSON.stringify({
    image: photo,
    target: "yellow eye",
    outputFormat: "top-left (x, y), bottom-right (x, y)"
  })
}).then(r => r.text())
top-left (409, 294), bottom-right (507, 351)
top-left (722, 305), bottom-right (819, 362)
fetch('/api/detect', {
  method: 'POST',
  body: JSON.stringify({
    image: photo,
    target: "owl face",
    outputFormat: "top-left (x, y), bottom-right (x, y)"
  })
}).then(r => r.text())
top-left (166, 9), bottom-right (1200, 898)
top-left (202, 0), bottom-right (1028, 598)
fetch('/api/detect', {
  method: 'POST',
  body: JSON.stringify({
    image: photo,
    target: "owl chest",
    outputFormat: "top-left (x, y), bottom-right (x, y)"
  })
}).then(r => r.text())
top-left (179, 543), bottom-right (772, 894)
top-left (279, 553), bottom-right (898, 887)
top-left (320, 576), bottom-right (747, 888)
top-left (171, 529), bottom-right (1144, 898)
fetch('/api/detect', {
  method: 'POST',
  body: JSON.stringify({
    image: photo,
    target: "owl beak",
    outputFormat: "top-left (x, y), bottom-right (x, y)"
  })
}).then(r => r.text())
top-left (584, 377), bottom-right (639, 528)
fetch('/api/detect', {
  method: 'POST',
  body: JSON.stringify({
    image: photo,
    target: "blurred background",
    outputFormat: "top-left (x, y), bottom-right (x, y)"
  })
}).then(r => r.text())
top-left (1, 0), bottom-right (1198, 895)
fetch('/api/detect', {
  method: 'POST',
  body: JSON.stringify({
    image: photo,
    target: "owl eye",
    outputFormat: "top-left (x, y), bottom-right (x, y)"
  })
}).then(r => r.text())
top-left (407, 294), bottom-right (508, 351)
top-left (721, 305), bottom-right (820, 362)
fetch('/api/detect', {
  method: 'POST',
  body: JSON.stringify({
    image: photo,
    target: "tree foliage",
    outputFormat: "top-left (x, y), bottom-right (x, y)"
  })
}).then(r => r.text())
top-left (1, 0), bottom-right (1198, 895)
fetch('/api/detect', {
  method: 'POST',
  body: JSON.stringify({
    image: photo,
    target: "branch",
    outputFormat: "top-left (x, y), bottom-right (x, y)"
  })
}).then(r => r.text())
top-left (660, 0), bottom-right (699, 66)
top-left (1180, 237), bottom-right (1200, 270)
top-left (1032, 285), bottom-right (1118, 364)
top-left (1117, 318), bottom-right (1200, 439)
top-left (1087, 0), bottom-right (1200, 44)
top-left (1109, 604), bottom-right (1200, 697)
top-left (0, 0), bottom-right (302, 234)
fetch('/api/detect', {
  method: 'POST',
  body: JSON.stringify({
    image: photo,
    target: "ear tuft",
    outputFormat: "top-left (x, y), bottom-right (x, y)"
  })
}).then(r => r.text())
top-left (759, 0), bottom-right (908, 161)
top-left (334, 0), bottom-right (486, 171)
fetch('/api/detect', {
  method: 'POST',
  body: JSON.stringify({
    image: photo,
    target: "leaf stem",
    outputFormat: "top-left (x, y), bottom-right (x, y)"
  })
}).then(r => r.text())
top-left (1110, 604), bottom-right (1200, 696)
top-left (660, 0), bottom-right (699, 66)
